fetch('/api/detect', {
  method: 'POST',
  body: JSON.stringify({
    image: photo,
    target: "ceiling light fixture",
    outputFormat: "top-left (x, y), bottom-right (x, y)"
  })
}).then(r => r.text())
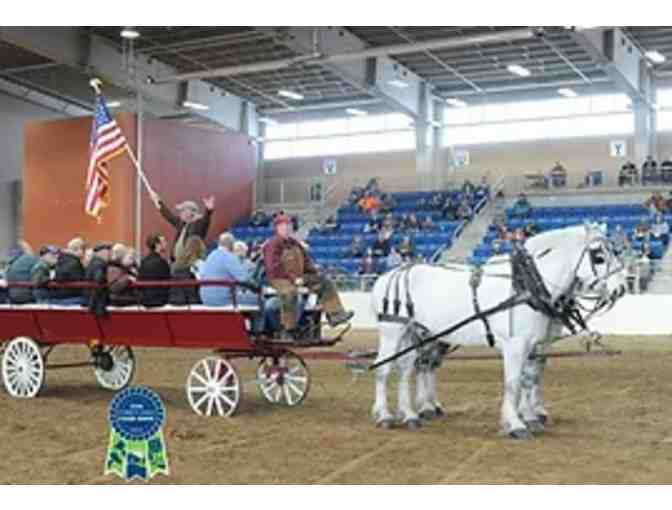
top-left (645, 50), bottom-right (666, 64)
top-left (120, 27), bottom-right (141, 40)
top-left (278, 89), bottom-right (304, 101)
top-left (388, 79), bottom-right (409, 88)
top-left (557, 88), bottom-right (578, 98)
top-left (507, 64), bottom-right (531, 77)
top-left (182, 100), bottom-right (210, 111)
top-left (106, 101), bottom-right (122, 108)
top-left (446, 98), bottom-right (467, 108)
top-left (346, 108), bottom-right (368, 116)
top-left (259, 117), bottom-right (278, 125)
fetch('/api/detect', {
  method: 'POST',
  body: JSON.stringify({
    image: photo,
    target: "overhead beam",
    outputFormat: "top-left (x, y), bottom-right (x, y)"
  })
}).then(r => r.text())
top-left (569, 27), bottom-right (653, 106)
top-left (0, 27), bottom-right (256, 132)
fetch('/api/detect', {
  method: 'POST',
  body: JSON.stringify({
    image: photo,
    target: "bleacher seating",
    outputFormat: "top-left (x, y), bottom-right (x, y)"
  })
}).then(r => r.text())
top-left (469, 203), bottom-right (671, 266)
top-left (230, 188), bottom-right (487, 274)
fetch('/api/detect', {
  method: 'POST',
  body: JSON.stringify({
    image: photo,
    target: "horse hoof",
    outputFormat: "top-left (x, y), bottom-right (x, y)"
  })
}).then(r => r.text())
top-left (537, 414), bottom-right (548, 426)
top-left (377, 419), bottom-right (395, 430)
top-left (525, 420), bottom-right (545, 434)
top-left (419, 409), bottom-right (436, 421)
top-left (406, 419), bottom-right (422, 431)
top-left (508, 428), bottom-right (534, 441)
top-left (434, 406), bottom-right (445, 417)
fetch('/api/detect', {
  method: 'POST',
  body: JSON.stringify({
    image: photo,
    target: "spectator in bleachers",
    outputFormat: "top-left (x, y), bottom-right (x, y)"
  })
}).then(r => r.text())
top-left (550, 161), bottom-right (567, 188)
top-left (456, 198), bottom-right (472, 221)
top-left (492, 238), bottom-right (504, 256)
top-left (511, 193), bottom-right (532, 219)
top-left (365, 177), bottom-right (381, 196)
top-left (349, 235), bottom-right (365, 258)
top-left (31, 245), bottom-right (59, 303)
top-left (380, 193), bottom-right (396, 213)
top-left (398, 235), bottom-right (416, 261)
top-left (404, 213), bottom-right (420, 232)
top-left (442, 195), bottom-right (458, 220)
top-left (430, 192), bottom-right (445, 210)
top-left (6, 241), bottom-right (37, 304)
top-left (476, 176), bottom-right (491, 198)
top-left (645, 192), bottom-right (666, 217)
top-left (364, 211), bottom-right (382, 234)
top-left (250, 210), bottom-right (270, 228)
top-left (359, 248), bottom-right (379, 276)
top-left (319, 215), bottom-right (339, 234)
top-left (619, 161), bottom-right (638, 186)
top-left (651, 213), bottom-right (670, 245)
top-left (610, 225), bottom-right (629, 256)
top-left (51, 237), bottom-right (88, 306)
top-left (661, 158), bottom-right (672, 184)
top-left (642, 156), bottom-right (659, 185)
top-left (382, 212), bottom-right (396, 232)
top-left (359, 191), bottom-right (382, 215)
top-left (385, 247), bottom-right (403, 271)
top-left (421, 215), bottom-right (436, 231)
top-left (348, 186), bottom-right (365, 206)
top-left (634, 219), bottom-right (651, 243)
top-left (462, 180), bottom-right (475, 195)
top-left (372, 231), bottom-right (391, 258)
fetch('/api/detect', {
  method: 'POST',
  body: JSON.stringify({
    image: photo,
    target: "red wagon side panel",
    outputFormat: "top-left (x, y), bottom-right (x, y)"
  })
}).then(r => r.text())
top-left (97, 310), bottom-right (175, 348)
top-left (166, 310), bottom-right (254, 350)
top-left (0, 309), bottom-right (43, 341)
top-left (35, 309), bottom-right (101, 344)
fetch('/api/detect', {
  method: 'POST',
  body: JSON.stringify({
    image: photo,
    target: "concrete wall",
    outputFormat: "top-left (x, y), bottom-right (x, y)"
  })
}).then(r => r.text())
top-left (0, 92), bottom-right (65, 256)
top-left (341, 291), bottom-right (672, 336)
top-left (263, 132), bottom-right (672, 203)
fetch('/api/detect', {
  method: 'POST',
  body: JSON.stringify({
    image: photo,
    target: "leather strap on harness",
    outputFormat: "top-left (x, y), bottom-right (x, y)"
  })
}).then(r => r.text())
top-left (470, 266), bottom-right (496, 347)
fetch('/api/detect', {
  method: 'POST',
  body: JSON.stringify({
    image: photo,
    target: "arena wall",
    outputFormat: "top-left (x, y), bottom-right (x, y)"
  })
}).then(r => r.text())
top-left (262, 133), bottom-right (672, 203)
top-left (341, 292), bottom-right (672, 336)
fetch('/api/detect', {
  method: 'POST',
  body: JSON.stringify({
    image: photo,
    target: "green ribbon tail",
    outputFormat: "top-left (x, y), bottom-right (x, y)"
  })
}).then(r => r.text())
top-left (147, 430), bottom-right (170, 478)
top-left (104, 430), bottom-right (127, 478)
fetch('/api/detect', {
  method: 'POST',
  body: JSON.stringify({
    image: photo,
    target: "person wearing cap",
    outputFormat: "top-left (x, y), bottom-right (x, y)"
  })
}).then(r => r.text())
top-left (31, 245), bottom-right (60, 303)
top-left (85, 242), bottom-right (112, 315)
top-left (263, 214), bottom-right (354, 338)
top-left (150, 191), bottom-right (215, 261)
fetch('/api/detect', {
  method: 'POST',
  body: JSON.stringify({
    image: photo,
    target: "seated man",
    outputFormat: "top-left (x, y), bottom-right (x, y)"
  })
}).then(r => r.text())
top-left (6, 241), bottom-right (38, 304)
top-left (511, 193), bottom-right (532, 219)
top-left (263, 215), bottom-right (353, 339)
top-left (86, 243), bottom-right (113, 316)
top-left (372, 231), bottom-right (391, 258)
top-left (200, 233), bottom-right (256, 308)
top-left (139, 234), bottom-right (172, 308)
top-left (51, 237), bottom-right (87, 306)
top-left (349, 235), bottom-right (365, 258)
top-left (549, 161), bottom-right (567, 188)
top-left (31, 245), bottom-right (60, 303)
top-left (642, 155), bottom-right (659, 185)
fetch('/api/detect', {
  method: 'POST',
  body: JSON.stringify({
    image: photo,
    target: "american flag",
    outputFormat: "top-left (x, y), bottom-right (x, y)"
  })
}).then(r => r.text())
top-left (85, 93), bottom-right (128, 220)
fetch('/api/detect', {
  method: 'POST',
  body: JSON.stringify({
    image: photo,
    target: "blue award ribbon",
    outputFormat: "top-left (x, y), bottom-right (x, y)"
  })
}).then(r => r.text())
top-left (105, 386), bottom-right (169, 481)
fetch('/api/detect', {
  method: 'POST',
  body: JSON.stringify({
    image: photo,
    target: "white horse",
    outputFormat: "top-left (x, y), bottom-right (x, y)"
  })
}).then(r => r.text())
top-left (370, 224), bottom-right (626, 439)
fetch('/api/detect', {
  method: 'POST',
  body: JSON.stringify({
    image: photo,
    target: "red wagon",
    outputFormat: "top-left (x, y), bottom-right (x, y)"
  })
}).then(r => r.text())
top-left (0, 280), bottom-right (347, 417)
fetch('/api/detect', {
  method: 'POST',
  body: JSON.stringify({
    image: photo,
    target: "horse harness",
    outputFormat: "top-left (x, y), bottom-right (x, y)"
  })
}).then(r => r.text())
top-left (372, 243), bottom-right (596, 371)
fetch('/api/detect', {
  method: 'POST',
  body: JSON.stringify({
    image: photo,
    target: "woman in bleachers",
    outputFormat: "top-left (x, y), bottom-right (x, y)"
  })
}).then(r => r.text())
top-left (107, 244), bottom-right (140, 307)
top-left (349, 235), bottom-right (365, 258)
top-left (169, 235), bottom-right (206, 306)
top-left (651, 213), bottom-right (670, 245)
top-left (398, 235), bottom-right (416, 262)
top-left (385, 247), bottom-right (403, 271)
top-left (359, 248), bottom-right (379, 276)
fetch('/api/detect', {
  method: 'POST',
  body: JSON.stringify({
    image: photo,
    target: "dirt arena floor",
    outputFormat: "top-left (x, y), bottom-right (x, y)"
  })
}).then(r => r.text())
top-left (1, 331), bottom-right (672, 484)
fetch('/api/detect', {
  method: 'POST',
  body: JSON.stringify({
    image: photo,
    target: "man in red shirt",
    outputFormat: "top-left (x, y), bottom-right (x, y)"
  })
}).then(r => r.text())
top-left (263, 215), bottom-right (353, 337)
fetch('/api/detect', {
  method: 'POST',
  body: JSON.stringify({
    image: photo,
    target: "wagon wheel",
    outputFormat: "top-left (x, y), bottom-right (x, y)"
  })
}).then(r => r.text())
top-left (256, 352), bottom-right (311, 407)
top-left (94, 346), bottom-right (135, 391)
top-left (1, 337), bottom-right (45, 398)
top-left (186, 357), bottom-right (241, 417)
